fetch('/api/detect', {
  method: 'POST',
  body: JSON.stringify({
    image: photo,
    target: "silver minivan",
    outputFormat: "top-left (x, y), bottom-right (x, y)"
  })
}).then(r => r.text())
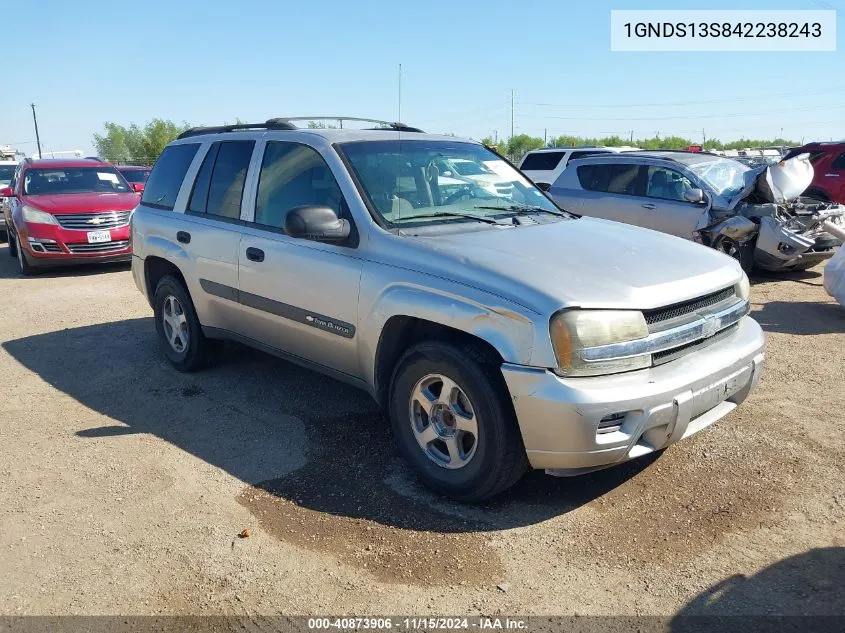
top-left (550, 151), bottom-right (844, 272)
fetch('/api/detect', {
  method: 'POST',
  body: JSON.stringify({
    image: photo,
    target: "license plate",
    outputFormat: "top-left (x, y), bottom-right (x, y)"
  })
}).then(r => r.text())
top-left (87, 230), bottom-right (111, 244)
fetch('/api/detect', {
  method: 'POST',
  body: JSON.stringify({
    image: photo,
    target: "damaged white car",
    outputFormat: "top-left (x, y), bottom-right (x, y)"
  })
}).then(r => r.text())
top-left (549, 151), bottom-right (845, 272)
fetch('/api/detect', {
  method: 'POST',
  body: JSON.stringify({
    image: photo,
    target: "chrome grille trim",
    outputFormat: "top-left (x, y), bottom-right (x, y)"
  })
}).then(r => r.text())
top-left (581, 299), bottom-right (750, 363)
top-left (53, 211), bottom-right (132, 230)
top-left (66, 240), bottom-right (130, 254)
top-left (644, 287), bottom-right (736, 326)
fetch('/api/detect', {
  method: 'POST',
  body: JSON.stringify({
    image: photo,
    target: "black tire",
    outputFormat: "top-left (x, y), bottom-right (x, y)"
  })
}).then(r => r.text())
top-left (16, 240), bottom-right (36, 276)
top-left (0, 229), bottom-right (6, 243)
top-left (388, 340), bottom-right (528, 502)
top-left (7, 230), bottom-right (17, 256)
top-left (713, 236), bottom-right (755, 274)
top-left (153, 275), bottom-right (220, 372)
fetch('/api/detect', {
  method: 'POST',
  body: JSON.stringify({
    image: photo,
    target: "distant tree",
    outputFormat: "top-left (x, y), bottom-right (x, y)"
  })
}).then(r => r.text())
top-left (307, 121), bottom-right (339, 129)
top-left (93, 119), bottom-right (190, 164)
top-left (504, 134), bottom-right (544, 161)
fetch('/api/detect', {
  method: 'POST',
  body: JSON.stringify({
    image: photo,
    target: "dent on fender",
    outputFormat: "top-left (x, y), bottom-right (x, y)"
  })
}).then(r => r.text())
top-left (370, 284), bottom-right (536, 365)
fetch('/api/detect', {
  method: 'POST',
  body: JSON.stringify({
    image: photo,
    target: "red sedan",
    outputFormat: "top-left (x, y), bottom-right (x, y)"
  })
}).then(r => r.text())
top-left (1, 158), bottom-right (138, 275)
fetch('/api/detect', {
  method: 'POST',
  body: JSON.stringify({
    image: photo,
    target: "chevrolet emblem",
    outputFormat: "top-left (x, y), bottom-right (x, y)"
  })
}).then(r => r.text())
top-left (88, 217), bottom-right (105, 225)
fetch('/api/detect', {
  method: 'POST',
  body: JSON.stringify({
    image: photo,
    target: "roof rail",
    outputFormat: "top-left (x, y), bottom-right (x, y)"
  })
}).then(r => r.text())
top-left (85, 156), bottom-right (105, 162)
top-left (265, 116), bottom-right (424, 133)
top-left (177, 120), bottom-right (298, 140)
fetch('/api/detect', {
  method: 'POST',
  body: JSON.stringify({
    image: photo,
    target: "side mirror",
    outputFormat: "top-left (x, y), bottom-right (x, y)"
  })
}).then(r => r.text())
top-left (442, 170), bottom-right (453, 177)
top-left (0, 186), bottom-right (13, 197)
top-left (285, 205), bottom-right (350, 242)
top-left (684, 188), bottom-right (706, 203)
top-left (131, 183), bottom-right (144, 193)
top-left (536, 182), bottom-right (551, 192)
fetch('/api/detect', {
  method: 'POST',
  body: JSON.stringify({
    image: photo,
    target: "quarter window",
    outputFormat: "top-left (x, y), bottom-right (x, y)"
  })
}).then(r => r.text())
top-left (520, 152), bottom-right (564, 171)
top-left (831, 152), bottom-right (845, 170)
top-left (141, 143), bottom-right (200, 210)
top-left (254, 142), bottom-right (344, 230)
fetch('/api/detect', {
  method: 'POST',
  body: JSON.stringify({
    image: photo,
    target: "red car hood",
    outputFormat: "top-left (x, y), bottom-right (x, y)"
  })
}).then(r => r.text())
top-left (23, 192), bottom-right (140, 214)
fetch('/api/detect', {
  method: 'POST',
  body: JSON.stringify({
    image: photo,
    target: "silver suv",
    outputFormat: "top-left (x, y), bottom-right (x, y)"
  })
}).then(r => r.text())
top-left (130, 117), bottom-right (765, 501)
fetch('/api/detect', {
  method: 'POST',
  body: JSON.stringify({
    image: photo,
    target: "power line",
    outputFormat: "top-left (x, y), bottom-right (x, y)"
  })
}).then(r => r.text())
top-left (524, 103), bottom-right (844, 122)
top-left (521, 86), bottom-right (845, 109)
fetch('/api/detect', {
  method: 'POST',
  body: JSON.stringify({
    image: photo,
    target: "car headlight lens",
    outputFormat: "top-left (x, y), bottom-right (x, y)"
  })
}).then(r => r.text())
top-left (22, 205), bottom-right (58, 225)
top-left (735, 273), bottom-right (750, 302)
top-left (550, 310), bottom-right (650, 377)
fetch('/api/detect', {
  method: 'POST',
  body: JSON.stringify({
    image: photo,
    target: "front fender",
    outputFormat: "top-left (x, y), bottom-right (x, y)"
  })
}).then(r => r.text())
top-left (359, 283), bottom-right (537, 388)
top-left (704, 216), bottom-right (758, 244)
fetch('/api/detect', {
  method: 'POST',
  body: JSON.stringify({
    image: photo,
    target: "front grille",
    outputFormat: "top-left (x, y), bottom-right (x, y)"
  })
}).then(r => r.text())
top-left (652, 323), bottom-right (739, 365)
top-left (66, 240), bottom-right (130, 254)
top-left (53, 211), bottom-right (131, 230)
top-left (644, 287), bottom-right (736, 326)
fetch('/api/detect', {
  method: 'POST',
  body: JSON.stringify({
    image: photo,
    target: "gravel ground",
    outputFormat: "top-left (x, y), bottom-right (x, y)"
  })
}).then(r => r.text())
top-left (0, 242), bottom-right (842, 617)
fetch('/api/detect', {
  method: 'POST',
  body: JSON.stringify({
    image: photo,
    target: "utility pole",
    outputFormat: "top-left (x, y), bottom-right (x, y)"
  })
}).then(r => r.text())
top-left (702, 128), bottom-right (706, 145)
top-left (630, 130), bottom-right (634, 143)
top-left (494, 130), bottom-right (497, 144)
top-left (30, 103), bottom-right (42, 159)
top-left (398, 64), bottom-right (402, 123)
top-left (544, 128), bottom-right (547, 145)
top-left (510, 89), bottom-right (515, 140)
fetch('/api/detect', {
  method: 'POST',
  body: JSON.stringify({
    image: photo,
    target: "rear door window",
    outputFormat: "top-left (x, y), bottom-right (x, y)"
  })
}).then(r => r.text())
top-left (521, 152), bottom-right (564, 171)
top-left (141, 143), bottom-right (200, 210)
top-left (577, 163), bottom-right (643, 195)
top-left (187, 141), bottom-right (254, 220)
top-left (831, 152), bottom-right (845, 170)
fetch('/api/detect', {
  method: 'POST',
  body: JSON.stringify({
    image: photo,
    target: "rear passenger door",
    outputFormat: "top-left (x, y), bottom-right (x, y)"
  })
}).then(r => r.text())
top-left (641, 165), bottom-right (707, 238)
top-left (572, 162), bottom-right (649, 227)
top-left (161, 140), bottom-right (255, 333)
top-left (236, 140), bottom-right (364, 378)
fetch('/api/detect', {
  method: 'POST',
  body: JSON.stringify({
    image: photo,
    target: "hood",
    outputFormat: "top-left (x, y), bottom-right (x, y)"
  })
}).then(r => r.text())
top-left (729, 153), bottom-right (814, 209)
top-left (22, 192), bottom-right (140, 214)
top-left (406, 217), bottom-right (743, 312)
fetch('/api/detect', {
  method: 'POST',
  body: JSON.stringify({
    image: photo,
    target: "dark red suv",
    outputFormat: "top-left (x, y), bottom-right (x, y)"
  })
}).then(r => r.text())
top-left (785, 142), bottom-right (845, 204)
top-left (116, 165), bottom-right (151, 194)
top-left (1, 158), bottom-right (138, 275)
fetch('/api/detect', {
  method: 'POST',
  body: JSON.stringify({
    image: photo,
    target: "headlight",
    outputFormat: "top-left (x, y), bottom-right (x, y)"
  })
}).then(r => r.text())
top-left (550, 310), bottom-right (650, 377)
top-left (735, 273), bottom-right (750, 302)
top-left (22, 205), bottom-right (58, 225)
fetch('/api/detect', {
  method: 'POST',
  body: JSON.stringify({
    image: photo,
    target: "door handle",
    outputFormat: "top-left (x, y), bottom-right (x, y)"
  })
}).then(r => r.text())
top-left (246, 247), bottom-right (265, 263)
top-left (176, 231), bottom-right (191, 244)
top-left (641, 203), bottom-right (656, 210)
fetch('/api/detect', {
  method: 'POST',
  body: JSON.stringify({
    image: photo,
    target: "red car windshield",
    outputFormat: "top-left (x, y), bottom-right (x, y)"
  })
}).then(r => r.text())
top-left (119, 169), bottom-right (150, 184)
top-left (24, 167), bottom-right (131, 195)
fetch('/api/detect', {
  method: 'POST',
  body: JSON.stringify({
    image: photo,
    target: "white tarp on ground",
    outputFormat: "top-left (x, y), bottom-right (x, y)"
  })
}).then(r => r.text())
top-left (824, 247), bottom-right (845, 308)
top-left (823, 220), bottom-right (845, 308)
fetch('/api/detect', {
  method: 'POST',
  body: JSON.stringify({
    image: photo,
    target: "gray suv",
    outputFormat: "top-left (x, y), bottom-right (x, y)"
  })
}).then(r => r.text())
top-left (130, 118), bottom-right (765, 501)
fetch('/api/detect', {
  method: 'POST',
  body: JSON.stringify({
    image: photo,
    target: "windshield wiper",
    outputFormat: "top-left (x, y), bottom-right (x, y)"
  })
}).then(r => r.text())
top-left (474, 204), bottom-right (569, 218)
top-left (393, 212), bottom-right (504, 225)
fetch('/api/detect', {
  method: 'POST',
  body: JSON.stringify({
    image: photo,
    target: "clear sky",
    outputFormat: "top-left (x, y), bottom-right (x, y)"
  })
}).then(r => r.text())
top-left (3, 0), bottom-right (842, 156)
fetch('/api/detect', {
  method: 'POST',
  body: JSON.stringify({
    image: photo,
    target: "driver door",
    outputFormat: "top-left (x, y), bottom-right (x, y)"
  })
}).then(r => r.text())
top-left (640, 165), bottom-right (708, 238)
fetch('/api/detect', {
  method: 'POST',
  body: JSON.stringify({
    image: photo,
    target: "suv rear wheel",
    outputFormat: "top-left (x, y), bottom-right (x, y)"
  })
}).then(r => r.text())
top-left (153, 275), bottom-right (219, 372)
top-left (388, 341), bottom-right (528, 501)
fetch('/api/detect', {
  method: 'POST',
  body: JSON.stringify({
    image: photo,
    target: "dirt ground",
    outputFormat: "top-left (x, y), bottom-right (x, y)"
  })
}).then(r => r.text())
top-left (0, 241), bottom-right (843, 618)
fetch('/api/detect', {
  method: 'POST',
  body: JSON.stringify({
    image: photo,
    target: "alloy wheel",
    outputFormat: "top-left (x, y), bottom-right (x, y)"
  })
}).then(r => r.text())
top-left (162, 295), bottom-right (189, 354)
top-left (408, 373), bottom-right (479, 469)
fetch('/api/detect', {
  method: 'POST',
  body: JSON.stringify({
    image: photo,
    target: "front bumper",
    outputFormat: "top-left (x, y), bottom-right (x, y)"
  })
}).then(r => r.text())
top-left (503, 316), bottom-right (765, 472)
top-left (19, 222), bottom-right (131, 266)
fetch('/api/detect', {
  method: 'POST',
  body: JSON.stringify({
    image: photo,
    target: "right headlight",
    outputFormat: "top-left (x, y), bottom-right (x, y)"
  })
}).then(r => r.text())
top-left (550, 309), bottom-right (650, 377)
top-left (22, 205), bottom-right (58, 225)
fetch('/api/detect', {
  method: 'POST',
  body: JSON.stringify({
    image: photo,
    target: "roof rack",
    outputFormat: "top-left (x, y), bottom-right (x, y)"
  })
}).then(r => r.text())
top-left (177, 117), bottom-right (424, 139)
top-left (267, 117), bottom-right (423, 133)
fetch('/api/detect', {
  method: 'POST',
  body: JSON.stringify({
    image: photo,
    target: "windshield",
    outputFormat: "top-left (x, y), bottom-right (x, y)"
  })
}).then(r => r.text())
top-left (119, 169), bottom-right (150, 183)
top-left (23, 167), bottom-right (131, 195)
top-left (339, 140), bottom-right (561, 226)
top-left (688, 158), bottom-right (750, 200)
top-left (0, 165), bottom-right (14, 186)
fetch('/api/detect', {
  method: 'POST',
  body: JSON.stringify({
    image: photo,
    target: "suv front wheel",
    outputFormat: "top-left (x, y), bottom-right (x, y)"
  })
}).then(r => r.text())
top-left (388, 341), bottom-right (528, 501)
top-left (153, 275), bottom-right (219, 372)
